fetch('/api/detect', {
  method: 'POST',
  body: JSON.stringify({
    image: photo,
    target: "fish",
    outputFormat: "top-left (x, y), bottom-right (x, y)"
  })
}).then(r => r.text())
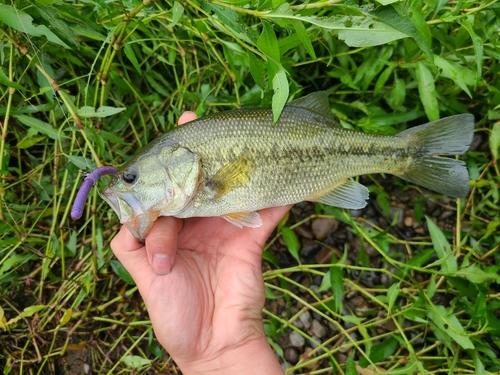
top-left (99, 92), bottom-right (475, 241)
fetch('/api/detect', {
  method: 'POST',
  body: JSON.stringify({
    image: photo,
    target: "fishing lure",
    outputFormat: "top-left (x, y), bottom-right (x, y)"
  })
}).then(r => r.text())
top-left (71, 166), bottom-right (118, 220)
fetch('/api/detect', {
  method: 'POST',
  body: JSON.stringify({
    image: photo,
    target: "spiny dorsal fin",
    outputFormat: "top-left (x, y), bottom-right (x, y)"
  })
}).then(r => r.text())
top-left (287, 92), bottom-right (337, 123)
top-left (312, 180), bottom-right (369, 209)
top-left (223, 211), bottom-right (263, 228)
top-left (208, 154), bottom-right (253, 198)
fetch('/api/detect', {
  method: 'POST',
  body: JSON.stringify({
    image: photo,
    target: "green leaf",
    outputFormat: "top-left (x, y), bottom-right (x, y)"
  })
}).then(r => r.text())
top-left (387, 283), bottom-right (400, 313)
top-left (14, 115), bottom-right (65, 140)
top-left (389, 77), bottom-right (406, 109)
top-left (17, 136), bottom-right (46, 149)
top-left (359, 336), bottom-right (398, 367)
top-left (168, 1), bottom-right (185, 27)
top-left (280, 226), bottom-right (299, 262)
top-left (454, 265), bottom-right (500, 284)
top-left (427, 304), bottom-right (475, 349)
top-left (345, 353), bottom-right (357, 375)
top-left (415, 62), bottom-right (439, 121)
top-left (110, 260), bottom-right (135, 285)
top-left (427, 275), bottom-right (436, 299)
top-left (0, 4), bottom-right (69, 48)
top-left (257, 21), bottom-right (280, 64)
top-left (460, 17), bottom-right (483, 83)
top-left (472, 350), bottom-right (486, 375)
top-left (271, 68), bottom-right (289, 123)
top-left (425, 216), bottom-right (457, 273)
top-left (330, 255), bottom-right (344, 314)
top-left (122, 355), bottom-right (151, 369)
top-left (78, 106), bottom-right (127, 118)
top-left (291, 20), bottom-right (316, 59)
top-left (0, 68), bottom-right (25, 92)
top-left (374, 66), bottom-right (393, 95)
top-left (489, 121), bottom-right (500, 161)
top-left (373, 6), bottom-right (433, 62)
top-left (434, 55), bottom-right (475, 97)
top-left (338, 18), bottom-right (407, 47)
top-left (65, 155), bottom-right (97, 170)
top-left (124, 44), bottom-right (142, 75)
top-left (247, 52), bottom-right (265, 89)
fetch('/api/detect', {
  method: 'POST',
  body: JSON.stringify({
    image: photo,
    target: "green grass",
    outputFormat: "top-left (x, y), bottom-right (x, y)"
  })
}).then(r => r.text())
top-left (1, 0), bottom-right (499, 373)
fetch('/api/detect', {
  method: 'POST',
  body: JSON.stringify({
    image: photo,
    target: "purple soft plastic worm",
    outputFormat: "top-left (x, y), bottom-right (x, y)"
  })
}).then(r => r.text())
top-left (71, 166), bottom-right (118, 220)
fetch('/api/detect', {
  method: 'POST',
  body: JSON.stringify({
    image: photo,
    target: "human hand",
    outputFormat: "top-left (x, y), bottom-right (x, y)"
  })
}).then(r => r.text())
top-left (111, 111), bottom-right (290, 374)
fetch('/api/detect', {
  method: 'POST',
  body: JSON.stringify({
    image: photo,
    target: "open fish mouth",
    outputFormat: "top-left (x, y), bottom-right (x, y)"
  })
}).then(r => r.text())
top-left (99, 186), bottom-right (160, 242)
top-left (98, 187), bottom-right (141, 224)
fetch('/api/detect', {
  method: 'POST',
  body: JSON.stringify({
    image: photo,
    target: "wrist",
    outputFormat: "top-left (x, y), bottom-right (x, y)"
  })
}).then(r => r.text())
top-left (177, 336), bottom-right (283, 375)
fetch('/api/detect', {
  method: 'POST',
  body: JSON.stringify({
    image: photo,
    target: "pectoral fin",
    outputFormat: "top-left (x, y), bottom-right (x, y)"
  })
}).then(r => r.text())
top-left (223, 211), bottom-right (263, 228)
top-left (209, 155), bottom-right (253, 198)
top-left (313, 180), bottom-right (369, 209)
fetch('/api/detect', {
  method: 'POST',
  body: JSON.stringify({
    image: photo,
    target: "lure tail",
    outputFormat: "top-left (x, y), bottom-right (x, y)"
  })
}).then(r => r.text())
top-left (397, 114), bottom-right (475, 198)
top-left (71, 166), bottom-right (118, 220)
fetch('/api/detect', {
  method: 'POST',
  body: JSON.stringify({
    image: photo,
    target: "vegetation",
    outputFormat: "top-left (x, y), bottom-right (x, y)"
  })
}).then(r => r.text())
top-left (0, 0), bottom-right (499, 373)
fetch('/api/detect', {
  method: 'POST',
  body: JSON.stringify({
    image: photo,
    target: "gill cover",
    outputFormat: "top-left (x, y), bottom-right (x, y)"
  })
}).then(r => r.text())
top-left (100, 145), bottom-right (202, 241)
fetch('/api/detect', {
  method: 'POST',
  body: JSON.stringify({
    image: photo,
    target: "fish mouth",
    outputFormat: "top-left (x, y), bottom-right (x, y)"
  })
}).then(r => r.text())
top-left (99, 187), bottom-right (159, 242)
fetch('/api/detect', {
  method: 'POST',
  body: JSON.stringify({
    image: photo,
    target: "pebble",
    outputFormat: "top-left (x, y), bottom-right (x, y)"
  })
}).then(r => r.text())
top-left (311, 319), bottom-right (327, 338)
top-left (281, 362), bottom-right (293, 374)
top-left (295, 224), bottom-right (314, 239)
top-left (289, 330), bottom-right (306, 348)
top-left (439, 210), bottom-right (454, 220)
top-left (390, 207), bottom-right (405, 228)
top-left (309, 334), bottom-right (321, 348)
top-left (404, 216), bottom-right (413, 227)
top-left (284, 347), bottom-right (299, 364)
top-left (301, 239), bottom-right (322, 258)
top-left (349, 209), bottom-right (364, 217)
top-left (315, 247), bottom-right (333, 264)
top-left (359, 270), bottom-right (379, 287)
top-left (311, 218), bottom-right (339, 240)
top-left (338, 332), bottom-right (359, 353)
top-left (298, 310), bottom-right (312, 330)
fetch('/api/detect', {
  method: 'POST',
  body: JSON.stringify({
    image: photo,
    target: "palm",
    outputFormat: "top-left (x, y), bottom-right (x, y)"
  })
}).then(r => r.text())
top-left (115, 206), bottom-right (290, 364)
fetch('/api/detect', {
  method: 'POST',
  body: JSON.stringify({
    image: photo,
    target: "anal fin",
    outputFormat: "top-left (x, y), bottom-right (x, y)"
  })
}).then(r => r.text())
top-left (223, 211), bottom-right (263, 228)
top-left (313, 180), bottom-right (369, 209)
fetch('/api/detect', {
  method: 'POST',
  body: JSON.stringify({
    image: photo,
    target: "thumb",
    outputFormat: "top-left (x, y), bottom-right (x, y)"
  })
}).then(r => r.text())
top-left (144, 216), bottom-right (183, 275)
top-left (110, 225), bottom-right (150, 279)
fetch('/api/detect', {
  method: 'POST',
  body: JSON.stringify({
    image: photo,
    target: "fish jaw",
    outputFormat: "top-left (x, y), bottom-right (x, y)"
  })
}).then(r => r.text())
top-left (99, 186), bottom-right (160, 242)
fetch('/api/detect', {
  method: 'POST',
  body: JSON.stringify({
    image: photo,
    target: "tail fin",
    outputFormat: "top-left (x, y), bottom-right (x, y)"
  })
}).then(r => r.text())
top-left (397, 114), bottom-right (475, 198)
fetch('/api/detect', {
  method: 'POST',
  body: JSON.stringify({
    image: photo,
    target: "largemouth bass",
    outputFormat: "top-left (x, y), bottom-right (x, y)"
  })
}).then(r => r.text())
top-left (99, 92), bottom-right (474, 241)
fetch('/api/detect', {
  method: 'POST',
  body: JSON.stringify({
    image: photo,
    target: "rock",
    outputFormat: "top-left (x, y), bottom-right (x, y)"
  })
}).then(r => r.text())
top-left (439, 210), bottom-right (454, 221)
top-left (359, 271), bottom-right (379, 287)
top-left (301, 239), bottom-right (322, 258)
top-left (295, 224), bottom-right (314, 239)
top-left (284, 347), bottom-right (299, 364)
top-left (292, 319), bottom-right (304, 329)
top-left (311, 319), bottom-right (327, 338)
top-left (298, 310), bottom-right (312, 330)
top-left (312, 218), bottom-right (339, 240)
top-left (289, 330), bottom-right (305, 347)
top-left (350, 209), bottom-right (364, 217)
top-left (309, 334), bottom-right (321, 348)
top-left (315, 247), bottom-right (333, 264)
top-left (390, 207), bottom-right (405, 229)
top-left (281, 361), bottom-right (293, 374)
top-left (404, 215), bottom-right (413, 227)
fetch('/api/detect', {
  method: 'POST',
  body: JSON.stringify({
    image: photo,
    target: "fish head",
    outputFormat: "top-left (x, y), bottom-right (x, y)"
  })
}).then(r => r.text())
top-left (99, 144), bottom-right (202, 241)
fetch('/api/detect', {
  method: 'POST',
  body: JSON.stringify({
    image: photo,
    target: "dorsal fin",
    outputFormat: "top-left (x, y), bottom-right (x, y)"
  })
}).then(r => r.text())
top-left (287, 92), bottom-right (336, 121)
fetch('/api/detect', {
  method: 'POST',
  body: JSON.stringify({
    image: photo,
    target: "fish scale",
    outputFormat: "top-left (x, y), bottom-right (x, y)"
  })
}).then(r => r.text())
top-left (99, 92), bottom-right (474, 241)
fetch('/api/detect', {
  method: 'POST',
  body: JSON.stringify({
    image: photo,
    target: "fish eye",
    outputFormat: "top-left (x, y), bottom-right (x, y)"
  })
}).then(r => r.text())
top-left (122, 169), bottom-right (137, 184)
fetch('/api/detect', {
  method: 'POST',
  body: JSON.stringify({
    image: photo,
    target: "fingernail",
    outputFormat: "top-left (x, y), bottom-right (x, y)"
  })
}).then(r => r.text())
top-left (152, 254), bottom-right (172, 275)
